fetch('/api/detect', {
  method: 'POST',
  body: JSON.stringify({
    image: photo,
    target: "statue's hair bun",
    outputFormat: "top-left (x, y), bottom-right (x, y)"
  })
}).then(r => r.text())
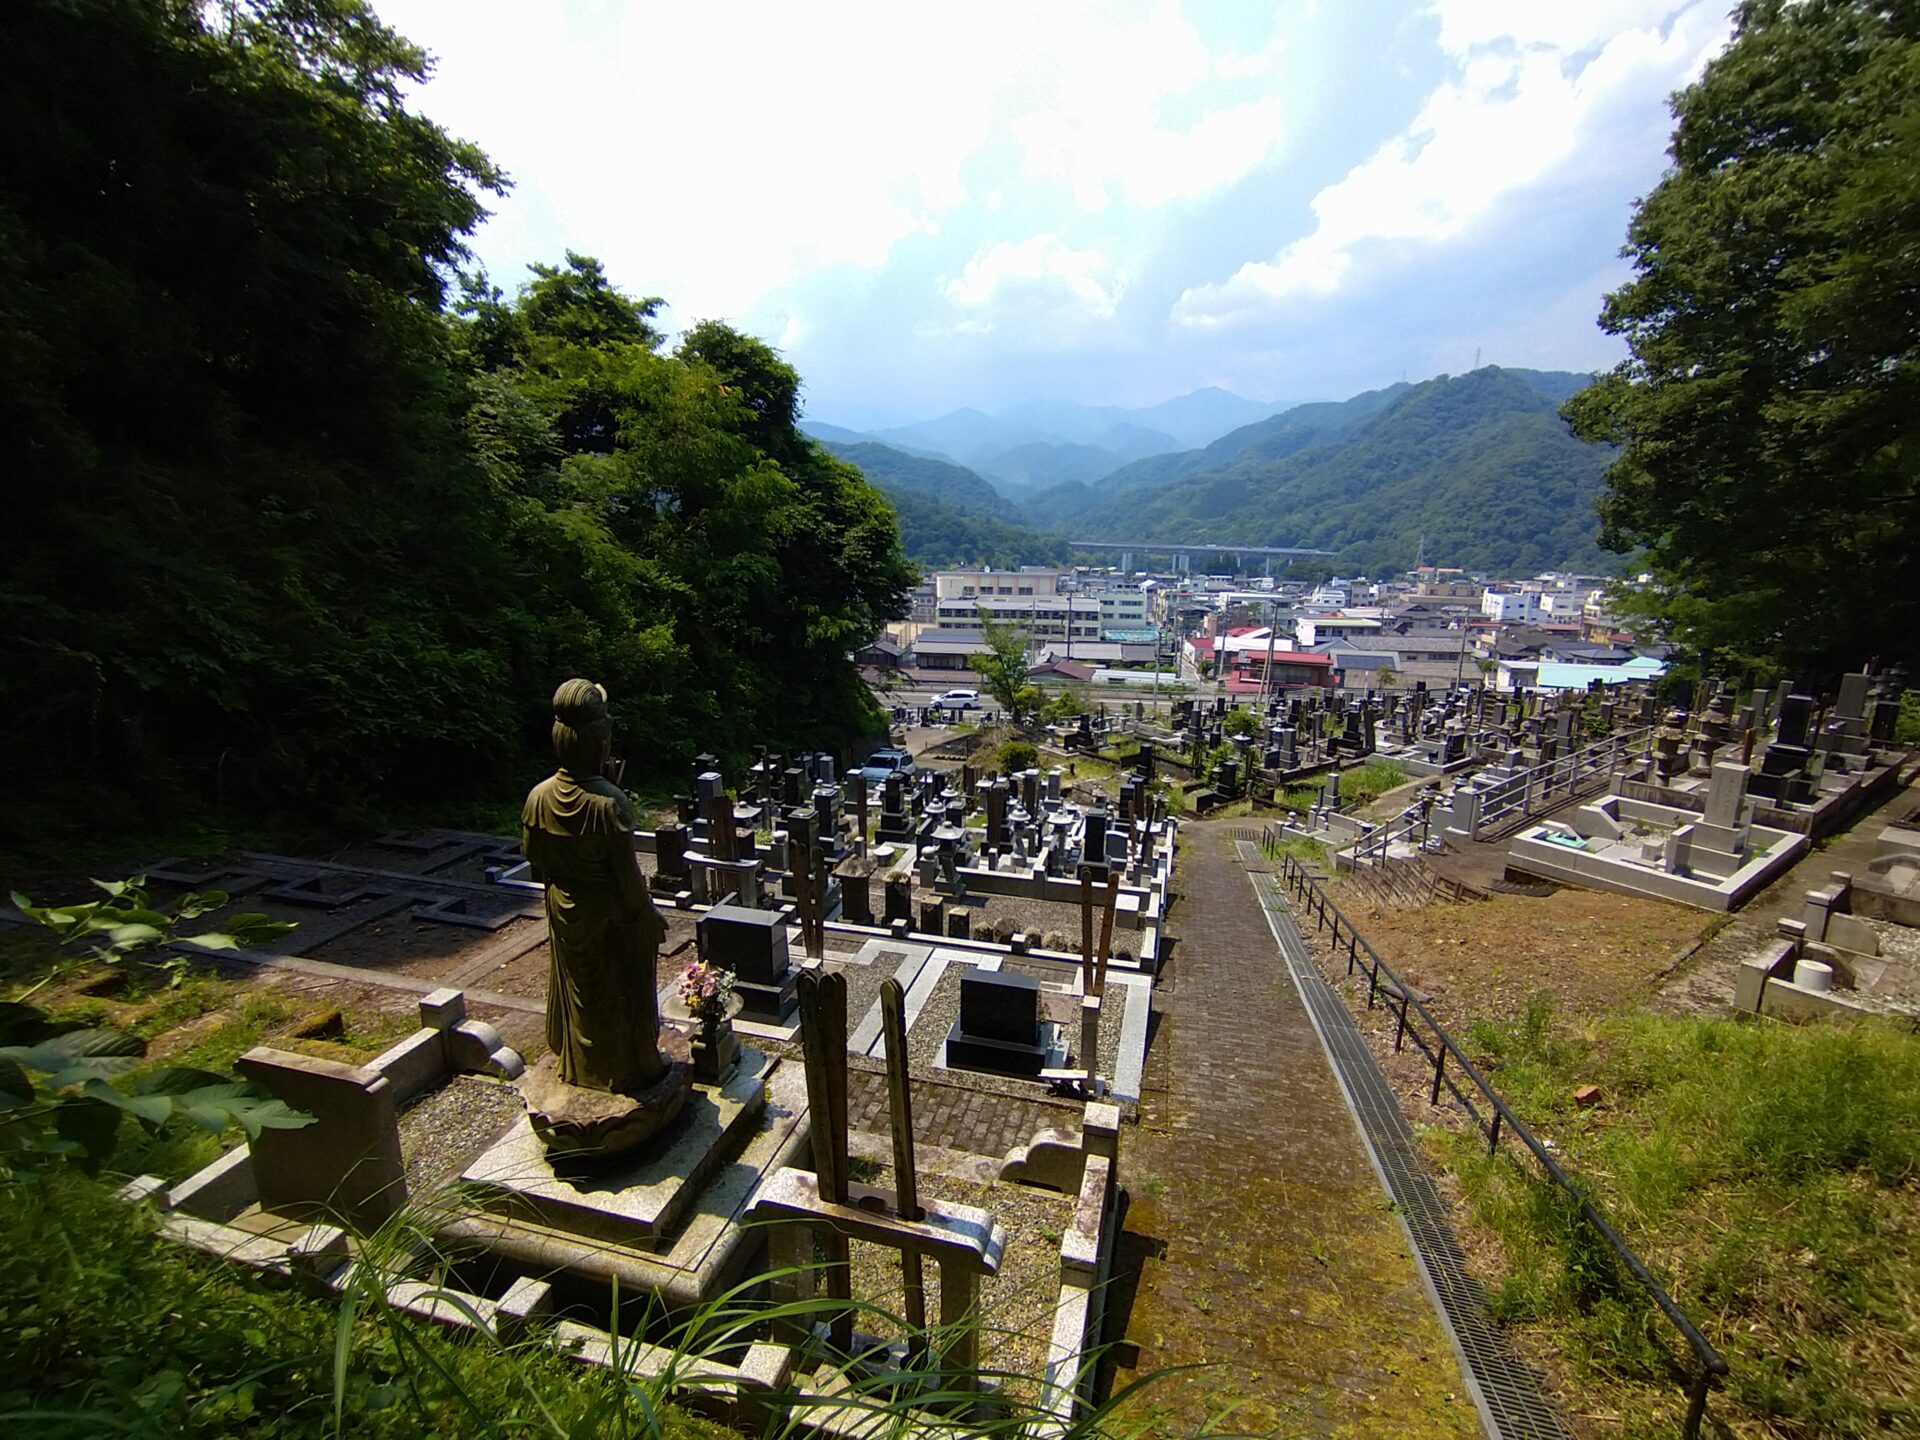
top-left (552, 678), bottom-right (609, 726)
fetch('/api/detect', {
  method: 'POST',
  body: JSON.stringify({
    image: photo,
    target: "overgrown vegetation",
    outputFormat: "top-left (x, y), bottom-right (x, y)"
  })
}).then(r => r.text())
top-left (1, 0), bottom-right (912, 854)
top-left (1439, 1003), bottom-right (1919, 1437)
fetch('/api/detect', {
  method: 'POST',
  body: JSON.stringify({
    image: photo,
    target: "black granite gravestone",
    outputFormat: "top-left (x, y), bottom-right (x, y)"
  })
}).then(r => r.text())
top-left (698, 904), bottom-right (797, 1023)
top-left (945, 970), bottom-right (1053, 1077)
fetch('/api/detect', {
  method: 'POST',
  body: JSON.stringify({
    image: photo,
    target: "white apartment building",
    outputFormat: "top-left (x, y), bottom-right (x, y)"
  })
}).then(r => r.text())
top-left (933, 568), bottom-right (1064, 601)
top-left (1481, 588), bottom-right (1547, 625)
top-left (1096, 589), bottom-right (1149, 632)
top-left (1295, 614), bottom-right (1384, 647)
top-left (933, 594), bottom-right (1103, 643)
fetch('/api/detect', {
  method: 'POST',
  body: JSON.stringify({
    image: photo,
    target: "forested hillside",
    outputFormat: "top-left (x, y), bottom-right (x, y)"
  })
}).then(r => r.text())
top-left (817, 442), bottom-right (1067, 568)
top-left (817, 442), bottom-right (1020, 522)
top-left (0, 0), bottom-right (911, 846)
top-left (1033, 368), bottom-right (1611, 573)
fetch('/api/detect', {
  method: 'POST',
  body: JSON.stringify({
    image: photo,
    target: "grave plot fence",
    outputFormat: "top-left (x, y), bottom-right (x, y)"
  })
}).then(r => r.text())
top-left (1273, 851), bottom-right (1728, 1438)
top-left (1341, 808), bottom-right (1430, 869)
top-left (1470, 726), bottom-right (1653, 839)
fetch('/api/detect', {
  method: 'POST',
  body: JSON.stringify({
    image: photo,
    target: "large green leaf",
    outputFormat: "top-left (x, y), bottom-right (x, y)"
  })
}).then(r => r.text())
top-left (168, 1083), bottom-right (315, 1139)
top-left (0, 1057), bottom-right (33, 1110)
top-left (52, 1095), bottom-right (123, 1174)
top-left (80, 1078), bottom-right (174, 1128)
top-left (0, 1001), bottom-right (63, 1046)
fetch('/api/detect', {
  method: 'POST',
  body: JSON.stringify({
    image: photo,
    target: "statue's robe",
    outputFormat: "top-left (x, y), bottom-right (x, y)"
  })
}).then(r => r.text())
top-left (521, 769), bottom-right (670, 1093)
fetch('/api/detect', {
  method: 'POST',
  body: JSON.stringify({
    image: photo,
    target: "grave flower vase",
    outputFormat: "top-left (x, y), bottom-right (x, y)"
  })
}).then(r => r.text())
top-left (691, 1004), bottom-right (741, 1084)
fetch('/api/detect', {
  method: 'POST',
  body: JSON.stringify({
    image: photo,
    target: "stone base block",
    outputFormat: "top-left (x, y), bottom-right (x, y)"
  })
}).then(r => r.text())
top-left (518, 1054), bottom-right (692, 1167)
top-left (734, 973), bottom-right (799, 1025)
top-left (943, 1020), bottom-right (1061, 1078)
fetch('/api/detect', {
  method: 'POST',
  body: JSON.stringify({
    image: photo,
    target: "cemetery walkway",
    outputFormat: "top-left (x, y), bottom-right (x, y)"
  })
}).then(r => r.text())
top-left (1110, 822), bottom-right (1483, 1438)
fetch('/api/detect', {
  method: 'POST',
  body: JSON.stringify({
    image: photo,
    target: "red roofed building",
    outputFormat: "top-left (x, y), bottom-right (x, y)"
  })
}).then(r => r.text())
top-left (1183, 627), bottom-right (1336, 692)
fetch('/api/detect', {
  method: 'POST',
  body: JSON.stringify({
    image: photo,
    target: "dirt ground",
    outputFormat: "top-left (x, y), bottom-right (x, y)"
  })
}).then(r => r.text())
top-left (1324, 883), bottom-right (1710, 1033)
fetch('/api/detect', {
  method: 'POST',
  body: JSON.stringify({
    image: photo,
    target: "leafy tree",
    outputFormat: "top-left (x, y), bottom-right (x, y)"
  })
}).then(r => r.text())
top-left (0, 0), bottom-right (513, 831)
top-left (1565, 0), bottom-right (1920, 679)
top-left (967, 618), bottom-right (1041, 727)
top-left (1221, 707), bottom-right (1260, 738)
top-left (0, 2), bottom-right (914, 849)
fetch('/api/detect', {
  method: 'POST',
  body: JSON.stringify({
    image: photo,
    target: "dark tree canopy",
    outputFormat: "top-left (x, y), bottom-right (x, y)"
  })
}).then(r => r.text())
top-left (1565, 0), bottom-right (1920, 681)
top-left (0, 0), bottom-right (910, 849)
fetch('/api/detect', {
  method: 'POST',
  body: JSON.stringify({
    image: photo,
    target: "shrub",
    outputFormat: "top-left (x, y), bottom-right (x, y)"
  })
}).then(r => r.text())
top-left (995, 740), bottom-right (1039, 774)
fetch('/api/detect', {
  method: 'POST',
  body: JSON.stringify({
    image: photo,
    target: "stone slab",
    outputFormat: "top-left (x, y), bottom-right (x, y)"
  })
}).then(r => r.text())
top-left (1110, 977), bottom-right (1151, 1103)
top-left (462, 1050), bottom-right (772, 1247)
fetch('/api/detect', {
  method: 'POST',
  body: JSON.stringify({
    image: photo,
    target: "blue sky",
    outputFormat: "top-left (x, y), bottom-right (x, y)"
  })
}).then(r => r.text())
top-left (376, 1), bottom-right (1733, 428)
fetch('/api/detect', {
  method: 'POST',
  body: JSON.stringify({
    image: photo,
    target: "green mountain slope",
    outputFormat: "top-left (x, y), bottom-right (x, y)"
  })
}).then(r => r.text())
top-left (820, 441), bottom-right (1021, 522)
top-left (819, 440), bottom-right (1066, 568)
top-left (1055, 367), bottom-right (1613, 574)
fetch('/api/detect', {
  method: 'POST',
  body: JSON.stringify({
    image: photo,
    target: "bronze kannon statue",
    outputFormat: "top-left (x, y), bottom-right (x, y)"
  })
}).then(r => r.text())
top-left (519, 679), bottom-right (687, 1158)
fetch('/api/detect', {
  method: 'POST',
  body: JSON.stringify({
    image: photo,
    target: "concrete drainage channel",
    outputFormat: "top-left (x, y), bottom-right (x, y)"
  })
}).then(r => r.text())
top-left (1248, 869), bottom-right (1574, 1440)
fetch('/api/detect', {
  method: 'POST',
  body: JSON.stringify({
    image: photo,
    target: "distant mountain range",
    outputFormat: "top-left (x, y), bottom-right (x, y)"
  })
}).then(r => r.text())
top-left (804, 386), bottom-right (1302, 495)
top-left (811, 367), bottom-right (1613, 576)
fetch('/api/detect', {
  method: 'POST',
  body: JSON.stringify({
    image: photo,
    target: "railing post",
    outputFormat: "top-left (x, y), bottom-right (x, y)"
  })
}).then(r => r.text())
top-left (1430, 1044), bottom-right (1446, 1104)
top-left (1682, 1367), bottom-right (1713, 1440)
top-left (1488, 1108), bottom-right (1502, 1154)
top-left (1393, 992), bottom-right (1409, 1051)
top-left (1366, 960), bottom-right (1378, 1009)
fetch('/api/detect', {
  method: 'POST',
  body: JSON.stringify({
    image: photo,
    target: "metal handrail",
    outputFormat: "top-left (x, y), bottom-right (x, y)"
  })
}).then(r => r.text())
top-left (1274, 851), bottom-right (1728, 1437)
top-left (1471, 726), bottom-right (1652, 837)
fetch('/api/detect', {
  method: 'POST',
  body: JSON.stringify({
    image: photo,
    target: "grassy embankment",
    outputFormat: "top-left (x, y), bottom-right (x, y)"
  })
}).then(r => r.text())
top-left (1436, 1002), bottom-right (1917, 1437)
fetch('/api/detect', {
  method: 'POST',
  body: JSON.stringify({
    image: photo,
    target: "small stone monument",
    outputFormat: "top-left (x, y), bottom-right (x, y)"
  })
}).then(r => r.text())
top-left (698, 903), bottom-right (797, 1024)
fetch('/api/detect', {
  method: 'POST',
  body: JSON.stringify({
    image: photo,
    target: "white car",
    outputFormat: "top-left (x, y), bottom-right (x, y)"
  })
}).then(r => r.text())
top-left (931, 687), bottom-right (982, 711)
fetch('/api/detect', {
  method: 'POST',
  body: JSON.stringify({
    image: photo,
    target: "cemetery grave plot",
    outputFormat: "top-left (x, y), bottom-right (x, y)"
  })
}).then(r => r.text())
top-left (842, 1161), bottom-right (1075, 1407)
top-left (301, 913), bottom-right (547, 982)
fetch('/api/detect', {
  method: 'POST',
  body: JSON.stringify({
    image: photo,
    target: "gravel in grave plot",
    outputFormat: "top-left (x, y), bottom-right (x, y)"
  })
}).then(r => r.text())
top-left (905, 962), bottom-right (1125, 1082)
top-left (843, 1163), bottom-right (1073, 1405)
top-left (827, 947), bottom-right (903, 1037)
top-left (941, 892), bottom-right (1144, 961)
top-left (397, 1076), bottom-right (527, 1195)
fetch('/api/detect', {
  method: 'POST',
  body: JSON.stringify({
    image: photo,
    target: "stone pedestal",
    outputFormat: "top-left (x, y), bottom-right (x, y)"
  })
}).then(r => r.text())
top-left (468, 1051), bottom-right (773, 1247)
top-left (517, 1054), bottom-right (693, 1167)
top-left (690, 1017), bottom-right (741, 1084)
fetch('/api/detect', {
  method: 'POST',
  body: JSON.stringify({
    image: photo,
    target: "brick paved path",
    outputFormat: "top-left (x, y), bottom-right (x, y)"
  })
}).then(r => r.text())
top-left (1109, 823), bottom-right (1480, 1438)
top-left (847, 1069), bottom-right (1078, 1159)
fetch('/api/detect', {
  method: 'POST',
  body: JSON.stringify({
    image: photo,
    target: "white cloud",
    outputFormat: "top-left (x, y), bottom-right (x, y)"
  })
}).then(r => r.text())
top-left (379, 0), bottom-right (1296, 328)
top-left (944, 234), bottom-right (1119, 323)
top-left (1011, 2), bottom-right (1288, 211)
top-left (1174, 1), bottom-right (1731, 328)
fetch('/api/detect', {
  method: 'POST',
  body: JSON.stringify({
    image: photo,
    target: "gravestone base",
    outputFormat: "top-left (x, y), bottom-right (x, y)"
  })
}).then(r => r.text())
top-left (942, 1020), bottom-right (1064, 1079)
top-left (733, 973), bottom-right (800, 1025)
top-left (467, 1050), bottom-right (772, 1249)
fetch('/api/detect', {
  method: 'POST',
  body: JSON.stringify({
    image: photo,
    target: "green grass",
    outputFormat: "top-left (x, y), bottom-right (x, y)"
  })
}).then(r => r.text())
top-left (1265, 835), bottom-right (1330, 868)
top-left (1436, 1004), bottom-right (1919, 1437)
top-left (0, 1172), bottom-right (734, 1439)
top-left (1338, 759), bottom-right (1410, 808)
